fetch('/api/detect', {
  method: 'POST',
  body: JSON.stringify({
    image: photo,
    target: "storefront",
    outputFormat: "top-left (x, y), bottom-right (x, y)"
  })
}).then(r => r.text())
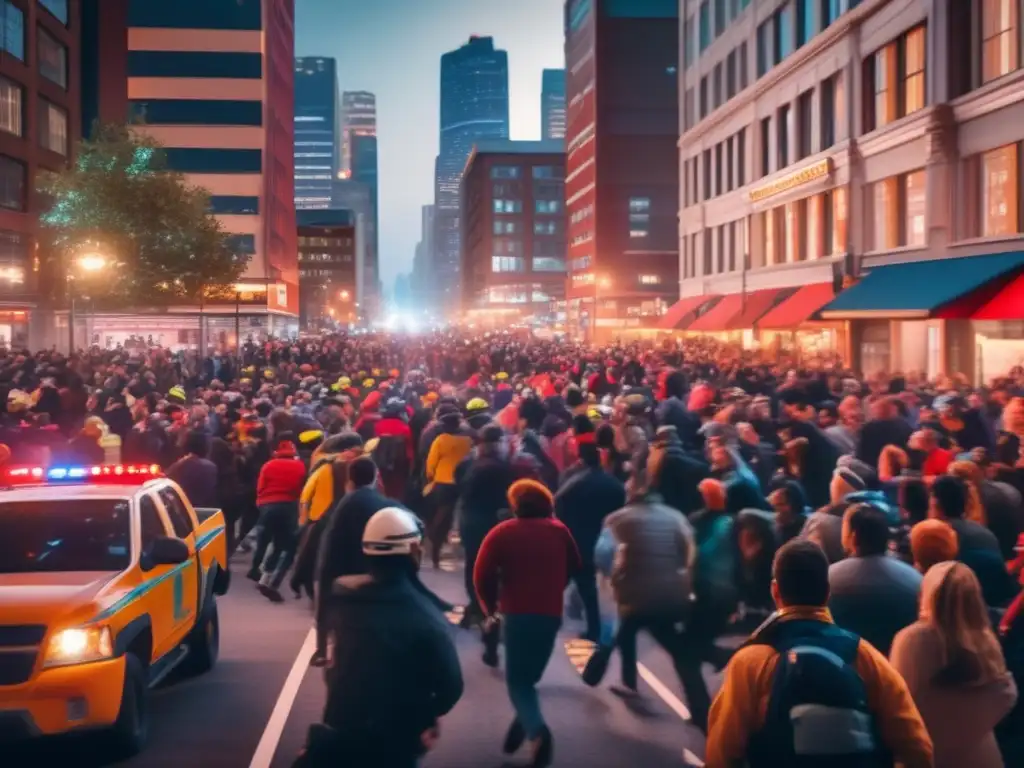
top-left (755, 282), bottom-right (845, 358)
top-left (671, 288), bottom-right (793, 348)
top-left (820, 251), bottom-right (1024, 380)
top-left (0, 308), bottom-right (30, 348)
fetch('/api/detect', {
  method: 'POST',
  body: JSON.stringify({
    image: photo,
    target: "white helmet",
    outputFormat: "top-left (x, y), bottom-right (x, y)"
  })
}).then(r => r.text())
top-left (362, 507), bottom-right (423, 556)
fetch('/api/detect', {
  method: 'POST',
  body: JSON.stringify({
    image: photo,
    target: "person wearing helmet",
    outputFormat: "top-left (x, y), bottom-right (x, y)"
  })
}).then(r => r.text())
top-left (465, 397), bottom-right (492, 430)
top-left (295, 507), bottom-right (463, 768)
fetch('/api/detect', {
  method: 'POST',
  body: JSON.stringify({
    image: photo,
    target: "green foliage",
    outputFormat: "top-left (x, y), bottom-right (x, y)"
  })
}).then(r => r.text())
top-left (38, 123), bottom-right (249, 305)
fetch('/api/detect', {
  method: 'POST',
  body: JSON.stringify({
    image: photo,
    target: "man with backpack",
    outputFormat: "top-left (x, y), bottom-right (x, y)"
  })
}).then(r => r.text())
top-left (706, 538), bottom-right (933, 768)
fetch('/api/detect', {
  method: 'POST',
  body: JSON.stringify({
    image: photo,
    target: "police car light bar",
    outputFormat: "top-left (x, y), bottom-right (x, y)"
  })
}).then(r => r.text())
top-left (4, 464), bottom-right (163, 483)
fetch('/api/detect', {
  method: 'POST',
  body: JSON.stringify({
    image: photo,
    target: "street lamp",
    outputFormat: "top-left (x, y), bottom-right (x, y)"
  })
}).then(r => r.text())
top-left (67, 252), bottom-right (109, 353)
top-left (339, 290), bottom-right (350, 301)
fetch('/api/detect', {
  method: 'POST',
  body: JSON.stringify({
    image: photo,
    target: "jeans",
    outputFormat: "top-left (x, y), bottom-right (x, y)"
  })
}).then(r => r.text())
top-left (426, 484), bottom-right (458, 568)
top-left (460, 524), bottom-right (485, 617)
top-left (253, 501), bottom-right (299, 589)
top-left (504, 614), bottom-right (561, 740)
top-left (571, 560), bottom-right (601, 639)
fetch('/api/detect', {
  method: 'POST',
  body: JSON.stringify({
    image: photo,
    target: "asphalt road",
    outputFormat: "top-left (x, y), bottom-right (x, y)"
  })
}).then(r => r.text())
top-left (7, 555), bottom-right (713, 768)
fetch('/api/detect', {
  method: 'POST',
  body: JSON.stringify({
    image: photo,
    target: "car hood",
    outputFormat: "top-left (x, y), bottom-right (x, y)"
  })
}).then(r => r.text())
top-left (0, 572), bottom-right (118, 626)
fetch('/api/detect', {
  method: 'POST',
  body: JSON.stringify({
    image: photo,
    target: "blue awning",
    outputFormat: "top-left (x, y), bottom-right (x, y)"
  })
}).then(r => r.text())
top-left (819, 251), bottom-right (1024, 319)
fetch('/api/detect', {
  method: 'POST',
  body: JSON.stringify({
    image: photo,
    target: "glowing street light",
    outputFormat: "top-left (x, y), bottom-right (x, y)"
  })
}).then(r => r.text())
top-left (339, 290), bottom-right (350, 301)
top-left (77, 254), bottom-right (108, 272)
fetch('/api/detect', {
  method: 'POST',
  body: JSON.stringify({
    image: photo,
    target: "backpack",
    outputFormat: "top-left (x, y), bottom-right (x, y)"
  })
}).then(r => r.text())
top-left (371, 434), bottom-right (407, 477)
top-left (745, 616), bottom-right (891, 768)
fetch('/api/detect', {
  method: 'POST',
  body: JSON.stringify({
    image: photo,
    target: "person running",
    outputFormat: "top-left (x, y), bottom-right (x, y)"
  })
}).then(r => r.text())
top-left (295, 507), bottom-right (463, 768)
top-left (706, 538), bottom-right (933, 768)
top-left (250, 433), bottom-right (307, 602)
top-left (473, 479), bottom-right (581, 768)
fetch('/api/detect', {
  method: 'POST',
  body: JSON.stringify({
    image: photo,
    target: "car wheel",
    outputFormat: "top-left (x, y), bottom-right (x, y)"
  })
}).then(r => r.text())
top-left (106, 652), bottom-right (148, 758)
top-left (184, 597), bottom-right (220, 675)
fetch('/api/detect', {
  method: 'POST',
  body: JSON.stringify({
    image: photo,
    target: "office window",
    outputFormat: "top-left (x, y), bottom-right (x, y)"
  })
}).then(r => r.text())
top-left (714, 144), bottom-right (723, 195)
top-left (0, 77), bottom-right (21, 136)
top-left (699, 1), bottom-right (711, 52)
top-left (756, 21), bottom-right (770, 77)
top-left (1, 2), bottom-right (23, 60)
top-left (683, 86), bottom-right (694, 131)
top-left (763, 207), bottom-right (781, 266)
top-left (494, 220), bottom-right (518, 235)
top-left (737, 128), bottom-right (746, 186)
top-left (39, 0), bottom-right (69, 24)
top-left (639, 274), bottom-right (661, 285)
top-left (713, 63), bottom-right (723, 108)
top-left (982, 144), bottom-right (1019, 236)
top-left (797, 0), bottom-right (815, 47)
top-left (785, 201), bottom-right (803, 262)
top-left (726, 136), bottom-right (735, 192)
top-left (535, 199), bottom-right (561, 214)
top-left (715, 0), bottom-right (726, 36)
top-left (832, 186), bottom-right (847, 253)
top-left (493, 199), bottom-right (522, 214)
top-left (760, 117), bottom-right (771, 177)
top-left (0, 154), bottom-right (24, 211)
top-left (38, 98), bottom-right (67, 156)
top-left (822, 190), bottom-right (835, 255)
top-left (904, 27), bottom-right (926, 114)
top-left (873, 177), bottom-right (900, 250)
top-left (776, 5), bottom-right (794, 62)
top-left (807, 194), bottom-right (824, 260)
top-left (726, 49), bottom-right (737, 99)
top-left (629, 196), bottom-right (651, 238)
top-left (872, 44), bottom-right (897, 128)
top-left (797, 90), bottom-right (813, 159)
top-left (534, 220), bottom-right (558, 235)
top-left (739, 42), bottom-right (748, 89)
top-left (728, 221), bottom-right (738, 271)
top-left (532, 165), bottom-right (560, 179)
top-left (684, 16), bottom-right (695, 68)
top-left (532, 258), bottom-right (565, 272)
top-left (982, 0), bottom-right (1018, 84)
top-left (699, 76), bottom-right (708, 118)
top-left (905, 170), bottom-right (927, 246)
top-left (38, 27), bottom-right (67, 88)
top-left (778, 104), bottom-right (791, 168)
top-left (820, 76), bottom-right (835, 149)
top-left (822, 0), bottom-right (842, 27)
top-left (491, 256), bottom-right (525, 273)
top-left (491, 166), bottom-right (521, 179)
top-left (703, 150), bottom-right (712, 198)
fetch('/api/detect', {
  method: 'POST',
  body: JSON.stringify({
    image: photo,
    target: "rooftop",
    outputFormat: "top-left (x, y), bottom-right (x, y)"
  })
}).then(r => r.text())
top-left (472, 139), bottom-right (565, 156)
top-left (297, 209), bottom-right (356, 228)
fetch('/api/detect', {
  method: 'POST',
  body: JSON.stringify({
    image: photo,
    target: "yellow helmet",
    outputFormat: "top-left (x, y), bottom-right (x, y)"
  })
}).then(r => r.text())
top-left (494, 372), bottom-right (509, 381)
top-left (168, 386), bottom-right (186, 402)
top-left (466, 397), bottom-right (489, 412)
top-left (362, 378), bottom-right (375, 388)
top-left (338, 376), bottom-right (351, 388)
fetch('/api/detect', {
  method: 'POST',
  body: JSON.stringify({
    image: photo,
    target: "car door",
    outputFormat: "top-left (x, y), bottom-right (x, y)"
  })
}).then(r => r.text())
top-left (137, 493), bottom-right (182, 662)
top-left (155, 485), bottom-right (200, 643)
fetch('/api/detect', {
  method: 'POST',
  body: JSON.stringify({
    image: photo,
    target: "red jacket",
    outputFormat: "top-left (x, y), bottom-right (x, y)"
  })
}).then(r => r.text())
top-left (474, 517), bottom-right (581, 618)
top-left (256, 452), bottom-right (307, 506)
top-left (374, 416), bottom-right (414, 462)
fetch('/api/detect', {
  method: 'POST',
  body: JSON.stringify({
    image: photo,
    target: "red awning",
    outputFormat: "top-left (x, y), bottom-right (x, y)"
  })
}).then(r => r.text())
top-left (971, 272), bottom-right (1024, 319)
top-left (656, 294), bottom-right (717, 330)
top-left (687, 289), bottom-right (783, 332)
top-left (757, 283), bottom-right (836, 328)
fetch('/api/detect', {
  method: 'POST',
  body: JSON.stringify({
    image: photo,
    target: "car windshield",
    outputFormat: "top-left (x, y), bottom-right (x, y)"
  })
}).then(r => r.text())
top-left (0, 499), bottom-right (132, 574)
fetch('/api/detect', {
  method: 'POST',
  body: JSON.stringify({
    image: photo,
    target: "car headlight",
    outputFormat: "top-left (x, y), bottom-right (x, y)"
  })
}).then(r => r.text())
top-left (42, 626), bottom-right (114, 668)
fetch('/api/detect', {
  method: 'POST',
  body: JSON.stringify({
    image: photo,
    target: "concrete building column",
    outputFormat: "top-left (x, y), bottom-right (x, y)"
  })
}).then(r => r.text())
top-left (924, 104), bottom-right (958, 250)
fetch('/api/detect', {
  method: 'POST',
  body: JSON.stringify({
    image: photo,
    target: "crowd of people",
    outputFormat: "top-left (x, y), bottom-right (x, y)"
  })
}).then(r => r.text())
top-left (2, 331), bottom-right (1024, 767)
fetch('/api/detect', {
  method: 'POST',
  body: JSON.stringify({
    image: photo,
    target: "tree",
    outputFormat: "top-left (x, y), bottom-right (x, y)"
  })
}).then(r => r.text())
top-left (37, 123), bottom-right (249, 306)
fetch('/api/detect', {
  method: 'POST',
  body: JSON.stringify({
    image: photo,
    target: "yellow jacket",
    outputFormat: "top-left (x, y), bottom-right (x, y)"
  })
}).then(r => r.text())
top-left (706, 606), bottom-right (933, 768)
top-left (299, 462), bottom-right (335, 526)
top-left (424, 432), bottom-right (473, 494)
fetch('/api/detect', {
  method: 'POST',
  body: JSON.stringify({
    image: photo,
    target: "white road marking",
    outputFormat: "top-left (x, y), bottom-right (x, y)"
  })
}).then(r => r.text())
top-left (248, 627), bottom-right (317, 768)
top-left (635, 662), bottom-right (705, 766)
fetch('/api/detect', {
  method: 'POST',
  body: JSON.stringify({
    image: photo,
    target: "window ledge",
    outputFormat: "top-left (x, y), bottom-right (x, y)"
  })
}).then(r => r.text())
top-left (949, 234), bottom-right (1024, 250)
top-left (856, 109), bottom-right (933, 158)
top-left (861, 246), bottom-right (930, 266)
top-left (950, 69), bottom-right (1024, 124)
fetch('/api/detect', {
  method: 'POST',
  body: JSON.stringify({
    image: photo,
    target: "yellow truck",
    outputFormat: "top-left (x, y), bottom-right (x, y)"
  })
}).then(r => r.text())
top-left (0, 463), bottom-right (230, 757)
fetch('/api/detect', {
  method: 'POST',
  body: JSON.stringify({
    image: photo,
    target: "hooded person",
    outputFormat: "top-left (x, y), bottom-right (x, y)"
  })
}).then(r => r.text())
top-left (298, 507), bottom-right (463, 768)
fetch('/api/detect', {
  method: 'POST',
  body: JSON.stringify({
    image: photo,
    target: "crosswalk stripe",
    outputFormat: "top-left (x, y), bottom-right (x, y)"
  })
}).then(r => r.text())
top-left (563, 638), bottom-right (597, 674)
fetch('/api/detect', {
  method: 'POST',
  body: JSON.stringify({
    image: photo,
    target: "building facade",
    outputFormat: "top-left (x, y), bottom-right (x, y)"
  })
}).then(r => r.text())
top-left (674, 0), bottom-right (1024, 382)
top-left (541, 68), bottom-right (566, 140)
top-left (411, 202), bottom-right (435, 309)
top-left (294, 56), bottom-right (340, 210)
top-left (435, 37), bottom-right (510, 313)
top-left (83, 0), bottom-right (299, 340)
top-left (461, 140), bottom-right (566, 328)
top-left (330, 178), bottom-right (372, 316)
top-left (564, 0), bottom-right (680, 340)
top-left (0, 0), bottom-right (79, 346)
top-left (297, 208), bottom-right (358, 328)
top-left (340, 90), bottom-right (375, 178)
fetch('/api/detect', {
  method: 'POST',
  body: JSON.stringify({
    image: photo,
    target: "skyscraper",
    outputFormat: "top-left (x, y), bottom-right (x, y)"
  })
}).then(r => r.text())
top-left (340, 91), bottom-right (376, 178)
top-left (98, 0), bottom-right (299, 335)
top-left (294, 57), bottom-right (341, 210)
top-left (341, 92), bottom-right (379, 311)
top-left (434, 37), bottom-right (510, 311)
top-left (564, 0), bottom-right (678, 340)
top-left (541, 69), bottom-right (566, 140)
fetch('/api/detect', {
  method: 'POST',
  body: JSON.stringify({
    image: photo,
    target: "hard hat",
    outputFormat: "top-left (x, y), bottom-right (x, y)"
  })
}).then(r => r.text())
top-left (362, 507), bottom-right (422, 556)
top-left (466, 397), bottom-right (488, 412)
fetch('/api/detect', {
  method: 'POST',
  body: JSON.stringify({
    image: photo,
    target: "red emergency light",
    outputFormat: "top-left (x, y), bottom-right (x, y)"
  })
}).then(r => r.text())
top-left (3, 464), bottom-right (163, 484)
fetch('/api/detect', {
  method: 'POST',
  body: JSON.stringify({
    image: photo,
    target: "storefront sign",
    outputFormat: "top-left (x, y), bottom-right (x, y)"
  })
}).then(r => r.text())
top-left (749, 158), bottom-right (832, 203)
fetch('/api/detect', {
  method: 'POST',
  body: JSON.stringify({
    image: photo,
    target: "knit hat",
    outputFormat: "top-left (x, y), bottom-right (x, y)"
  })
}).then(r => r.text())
top-left (909, 519), bottom-right (958, 570)
top-left (507, 479), bottom-right (554, 519)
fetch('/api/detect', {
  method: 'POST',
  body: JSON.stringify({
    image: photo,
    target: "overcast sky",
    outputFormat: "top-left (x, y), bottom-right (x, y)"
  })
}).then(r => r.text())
top-left (296, 0), bottom-right (566, 294)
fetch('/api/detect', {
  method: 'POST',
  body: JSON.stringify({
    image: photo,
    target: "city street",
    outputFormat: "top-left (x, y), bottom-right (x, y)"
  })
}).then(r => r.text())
top-left (6, 556), bottom-right (711, 768)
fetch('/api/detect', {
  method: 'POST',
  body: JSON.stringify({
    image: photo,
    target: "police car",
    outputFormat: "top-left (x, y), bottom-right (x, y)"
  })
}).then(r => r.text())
top-left (0, 463), bottom-right (230, 757)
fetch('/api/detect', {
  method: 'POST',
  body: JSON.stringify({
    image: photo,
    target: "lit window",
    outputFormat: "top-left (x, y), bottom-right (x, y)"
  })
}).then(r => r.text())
top-left (491, 256), bottom-right (525, 273)
top-left (904, 170), bottom-right (927, 246)
top-left (982, 0), bottom-right (1018, 84)
top-left (639, 274), bottom-right (661, 285)
top-left (903, 27), bottom-right (926, 115)
top-left (535, 199), bottom-right (561, 214)
top-left (873, 44), bottom-right (896, 129)
top-left (493, 199), bottom-right (522, 214)
top-left (0, 76), bottom-right (21, 137)
top-left (38, 99), bottom-right (67, 156)
top-left (982, 144), bottom-right (1019, 237)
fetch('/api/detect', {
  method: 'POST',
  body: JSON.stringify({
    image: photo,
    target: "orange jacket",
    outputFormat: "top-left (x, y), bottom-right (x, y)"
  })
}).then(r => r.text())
top-left (706, 606), bottom-right (933, 768)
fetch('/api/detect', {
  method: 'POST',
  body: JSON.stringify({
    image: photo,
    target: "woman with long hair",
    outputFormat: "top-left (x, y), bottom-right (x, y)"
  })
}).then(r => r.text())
top-left (890, 561), bottom-right (1017, 767)
top-left (947, 460), bottom-right (987, 526)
